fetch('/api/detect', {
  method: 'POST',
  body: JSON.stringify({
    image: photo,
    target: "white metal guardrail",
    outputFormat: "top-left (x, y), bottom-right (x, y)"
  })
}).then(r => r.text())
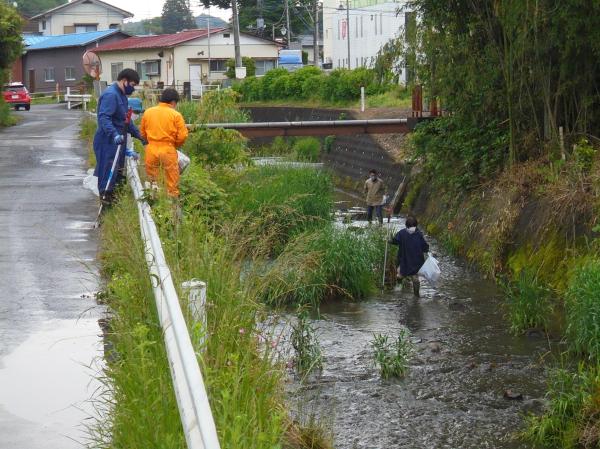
top-left (125, 156), bottom-right (220, 449)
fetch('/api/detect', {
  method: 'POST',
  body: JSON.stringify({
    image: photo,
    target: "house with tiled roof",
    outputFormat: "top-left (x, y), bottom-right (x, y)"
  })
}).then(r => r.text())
top-left (91, 28), bottom-right (282, 92)
top-left (29, 0), bottom-right (133, 36)
top-left (21, 29), bottom-right (129, 93)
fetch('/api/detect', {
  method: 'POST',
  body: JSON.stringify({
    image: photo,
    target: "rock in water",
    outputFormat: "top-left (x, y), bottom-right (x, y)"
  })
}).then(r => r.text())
top-left (503, 389), bottom-right (523, 400)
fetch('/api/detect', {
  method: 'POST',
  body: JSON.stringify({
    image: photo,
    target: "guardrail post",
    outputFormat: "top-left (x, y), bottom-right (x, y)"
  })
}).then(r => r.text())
top-left (182, 279), bottom-right (207, 347)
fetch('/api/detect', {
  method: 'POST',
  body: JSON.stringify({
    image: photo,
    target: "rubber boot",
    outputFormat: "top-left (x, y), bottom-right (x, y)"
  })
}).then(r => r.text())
top-left (412, 276), bottom-right (420, 297)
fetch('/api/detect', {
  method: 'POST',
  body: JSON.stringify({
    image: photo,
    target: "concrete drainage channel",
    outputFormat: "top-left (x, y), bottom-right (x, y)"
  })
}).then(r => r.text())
top-left (125, 156), bottom-right (220, 449)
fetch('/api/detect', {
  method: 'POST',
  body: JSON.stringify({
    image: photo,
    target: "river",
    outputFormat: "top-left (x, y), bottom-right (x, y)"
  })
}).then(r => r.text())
top-left (284, 197), bottom-right (550, 449)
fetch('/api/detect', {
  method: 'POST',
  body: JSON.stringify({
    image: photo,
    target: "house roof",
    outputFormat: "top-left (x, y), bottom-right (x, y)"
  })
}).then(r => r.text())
top-left (26, 29), bottom-right (126, 50)
top-left (92, 28), bottom-right (227, 52)
top-left (30, 0), bottom-right (133, 20)
top-left (23, 34), bottom-right (50, 47)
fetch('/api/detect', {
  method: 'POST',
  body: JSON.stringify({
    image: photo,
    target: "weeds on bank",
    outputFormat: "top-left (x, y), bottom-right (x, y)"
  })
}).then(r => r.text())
top-left (371, 329), bottom-right (413, 379)
top-left (524, 362), bottom-right (600, 449)
top-left (291, 310), bottom-right (322, 374)
top-left (503, 268), bottom-right (554, 335)
top-left (257, 225), bottom-right (385, 307)
top-left (565, 259), bottom-right (600, 360)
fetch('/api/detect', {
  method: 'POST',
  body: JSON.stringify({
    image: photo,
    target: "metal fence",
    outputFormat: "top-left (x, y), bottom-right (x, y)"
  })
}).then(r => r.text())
top-left (125, 156), bottom-right (220, 449)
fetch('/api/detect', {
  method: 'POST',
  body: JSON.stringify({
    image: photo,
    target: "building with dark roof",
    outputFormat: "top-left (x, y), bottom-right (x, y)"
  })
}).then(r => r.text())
top-left (22, 29), bottom-right (128, 93)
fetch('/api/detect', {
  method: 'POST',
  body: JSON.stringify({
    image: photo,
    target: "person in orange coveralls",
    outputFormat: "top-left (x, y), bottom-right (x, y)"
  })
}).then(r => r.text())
top-left (140, 88), bottom-right (188, 197)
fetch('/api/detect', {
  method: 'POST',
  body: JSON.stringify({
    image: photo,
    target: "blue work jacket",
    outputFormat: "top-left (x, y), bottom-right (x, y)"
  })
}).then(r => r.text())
top-left (93, 83), bottom-right (141, 193)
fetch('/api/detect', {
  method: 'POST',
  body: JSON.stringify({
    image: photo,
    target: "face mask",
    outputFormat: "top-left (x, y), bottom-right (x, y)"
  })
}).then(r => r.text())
top-left (124, 83), bottom-right (135, 95)
top-left (370, 175), bottom-right (377, 181)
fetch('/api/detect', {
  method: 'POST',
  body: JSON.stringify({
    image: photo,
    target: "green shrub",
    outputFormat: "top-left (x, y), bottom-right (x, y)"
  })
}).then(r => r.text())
top-left (565, 259), bottom-right (600, 360)
top-left (183, 128), bottom-right (248, 166)
top-left (195, 89), bottom-right (249, 124)
top-left (178, 164), bottom-right (228, 220)
top-left (524, 363), bottom-right (600, 449)
top-left (371, 329), bottom-right (413, 379)
top-left (225, 56), bottom-right (256, 79)
top-left (176, 100), bottom-right (199, 123)
top-left (503, 269), bottom-right (554, 335)
top-left (293, 137), bottom-right (321, 162)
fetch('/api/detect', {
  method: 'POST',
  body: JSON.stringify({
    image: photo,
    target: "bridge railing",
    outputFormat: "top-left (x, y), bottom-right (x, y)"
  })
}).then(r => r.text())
top-left (125, 156), bottom-right (220, 449)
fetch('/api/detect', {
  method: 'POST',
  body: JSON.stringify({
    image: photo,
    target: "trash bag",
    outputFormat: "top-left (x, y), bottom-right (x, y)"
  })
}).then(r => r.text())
top-left (418, 254), bottom-right (441, 287)
top-left (83, 168), bottom-right (99, 197)
top-left (177, 150), bottom-right (191, 174)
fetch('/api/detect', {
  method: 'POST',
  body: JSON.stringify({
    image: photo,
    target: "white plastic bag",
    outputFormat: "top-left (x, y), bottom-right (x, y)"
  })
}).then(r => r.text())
top-left (177, 150), bottom-right (191, 174)
top-left (83, 168), bottom-right (99, 197)
top-left (418, 255), bottom-right (441, 287)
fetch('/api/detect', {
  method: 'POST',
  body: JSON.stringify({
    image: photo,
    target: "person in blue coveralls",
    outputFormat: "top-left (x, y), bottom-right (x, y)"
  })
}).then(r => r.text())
top-left (93, 68), bottom-right (146, 206)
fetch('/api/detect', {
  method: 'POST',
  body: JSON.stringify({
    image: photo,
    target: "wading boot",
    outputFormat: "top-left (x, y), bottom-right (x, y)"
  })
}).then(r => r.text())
top-left (412, 276), bottom-right (421, 297)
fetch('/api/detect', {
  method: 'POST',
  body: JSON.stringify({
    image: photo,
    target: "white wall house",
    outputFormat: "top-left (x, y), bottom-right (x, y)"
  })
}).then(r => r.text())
top-left (92, 29), bottom-right (281, 93)
top-left (324, 0), bottom-right (410, 82)
top-left (30, 0), bottom-right (133, 36)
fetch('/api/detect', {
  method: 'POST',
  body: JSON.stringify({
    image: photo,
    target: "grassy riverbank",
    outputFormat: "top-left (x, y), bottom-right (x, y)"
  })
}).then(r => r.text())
top-left (87, 90), bottom-right (387, 447)
top-left (401, 121), bottom-right (600, 447)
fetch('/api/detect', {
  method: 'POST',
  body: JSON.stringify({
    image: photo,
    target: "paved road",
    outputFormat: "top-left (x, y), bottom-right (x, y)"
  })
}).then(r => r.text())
top-left (0, 104), bottom-right (102, 449)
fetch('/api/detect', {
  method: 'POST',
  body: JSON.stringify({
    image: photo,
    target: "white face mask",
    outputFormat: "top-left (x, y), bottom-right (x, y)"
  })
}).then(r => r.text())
top-left (407, 226), bottom-right (417, 234)
top-left (370, 175), bottom-right (377, 181)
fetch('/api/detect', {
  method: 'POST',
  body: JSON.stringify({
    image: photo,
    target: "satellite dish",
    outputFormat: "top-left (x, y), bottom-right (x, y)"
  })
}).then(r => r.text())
top-left (82, 51), bottom-right (102, 79)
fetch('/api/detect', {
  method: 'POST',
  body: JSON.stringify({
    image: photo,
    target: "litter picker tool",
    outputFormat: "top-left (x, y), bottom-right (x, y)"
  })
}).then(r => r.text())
top-left (93, 107), bottom-right (133, 228)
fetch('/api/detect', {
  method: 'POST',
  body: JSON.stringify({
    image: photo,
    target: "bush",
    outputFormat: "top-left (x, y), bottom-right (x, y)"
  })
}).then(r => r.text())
top-left (293, 137), bottom-right (321, 162)
top-left (176, 100), bottom-right (199, 124)
top-left (195, 89), bottom-right (249, 124)
top-left (178, 164), bottom-right (228, 220)
top-left (234, 66), bottom-right (389, 104)
top-left (183, 128), bottom-right (248, 166)
top-left (225, 56), bottom-right (256, 79)
top-left (565, 259), bottom-right (600, 360)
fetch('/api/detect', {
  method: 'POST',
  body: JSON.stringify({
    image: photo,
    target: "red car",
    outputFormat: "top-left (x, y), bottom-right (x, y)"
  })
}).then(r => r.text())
top-left (2, 82), bottom-right (31, 111)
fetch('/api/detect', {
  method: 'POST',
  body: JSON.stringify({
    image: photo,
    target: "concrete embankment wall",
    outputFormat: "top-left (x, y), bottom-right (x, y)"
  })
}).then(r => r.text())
top-left (246, 107), bottom-right (408, 192)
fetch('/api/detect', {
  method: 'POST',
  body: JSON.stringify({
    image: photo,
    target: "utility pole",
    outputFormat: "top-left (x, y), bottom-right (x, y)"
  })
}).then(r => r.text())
top-left (345, 0), bottom-right (350, 68)
top-left (231, 0), bottom-right (242, 68)
top-left (313, 0), bottom-right (319, 66)
top-left (285, 0), bottom-right (291, 46)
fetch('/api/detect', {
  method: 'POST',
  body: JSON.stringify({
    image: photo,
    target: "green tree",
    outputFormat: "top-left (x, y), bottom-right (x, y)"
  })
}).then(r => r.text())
top-left (11, 0), bottom-right (65, 17)
top-left (161, 0), bottom-right (196, 34)
top-left (225, 57), bottom-right (255, 78)
top-left (0, 2), bottom-right (23, 75)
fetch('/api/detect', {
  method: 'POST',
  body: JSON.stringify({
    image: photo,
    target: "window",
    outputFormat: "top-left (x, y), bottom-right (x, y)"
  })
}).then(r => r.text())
top-left (111, 62), bottom-right (123, 82)
top-left (42, 20), bottom-right (46, 30)
top-left (223, 33), bottom-right (230, 38)
top-left (44, 67), bottom-right (55, 82)
top-left (255, 59), bottom-right (276, 76)
top-left (135, 60), bottom-right (161, 80)
top-left (209, 60), bottom-right (227, 72)
top-left (75, 24), bottom-right (97, 33)
top-left (65, 67), bottom-right (76, 81)
top-left (109, 23), bottom-right (119, 29)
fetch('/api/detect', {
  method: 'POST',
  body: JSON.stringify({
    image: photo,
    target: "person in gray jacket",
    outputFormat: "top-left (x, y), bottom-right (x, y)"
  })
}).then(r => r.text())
top-left (364, 169), bottom-right (387, 224)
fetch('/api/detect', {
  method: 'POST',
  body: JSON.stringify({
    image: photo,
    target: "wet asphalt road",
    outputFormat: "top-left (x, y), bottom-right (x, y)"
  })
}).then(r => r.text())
top-left (0, 104), bottom-right (102, 448)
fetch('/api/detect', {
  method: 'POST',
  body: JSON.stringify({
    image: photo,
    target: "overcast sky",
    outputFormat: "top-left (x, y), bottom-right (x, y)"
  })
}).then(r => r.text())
top-left (102, 0), bottom-right (232, 22)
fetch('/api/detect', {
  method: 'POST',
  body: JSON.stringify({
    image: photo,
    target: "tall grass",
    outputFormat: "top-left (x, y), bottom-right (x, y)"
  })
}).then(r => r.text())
top-left (220, 166), bottom-right (334, 255)
top-left (565, 259), bottom-right (600, 360)
top-left (95, 192), bottom-right (289, 448)
top-left (257, 225), bottom-right (386, 307)
top-left (524, 363), bottom-right (600, 448)
top-left (292, 137), bottom-right (321, 162)
top-left (371, 329), bottom-right (413, 379)
top-left (503, 268), bottom-right (554, 335)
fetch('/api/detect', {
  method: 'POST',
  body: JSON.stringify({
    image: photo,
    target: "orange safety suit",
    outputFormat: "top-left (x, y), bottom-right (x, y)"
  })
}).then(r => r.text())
top-left (140, 102), bottom-right (189, 197)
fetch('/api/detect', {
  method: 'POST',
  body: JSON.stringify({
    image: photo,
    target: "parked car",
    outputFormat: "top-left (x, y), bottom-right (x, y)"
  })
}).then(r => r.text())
top-left (2, 82), bottom-right (31, 111)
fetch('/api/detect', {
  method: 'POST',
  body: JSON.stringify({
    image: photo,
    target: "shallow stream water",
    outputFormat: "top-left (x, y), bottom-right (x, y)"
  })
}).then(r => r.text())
top-left (284, 195), bottom-right (550, 449)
